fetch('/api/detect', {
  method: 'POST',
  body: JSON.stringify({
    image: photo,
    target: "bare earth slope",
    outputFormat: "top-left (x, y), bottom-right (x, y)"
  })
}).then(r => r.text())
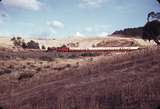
top-left (0, 36), bottom-right (156, 49)
top-left (0, 46), bottom-right (159, 109)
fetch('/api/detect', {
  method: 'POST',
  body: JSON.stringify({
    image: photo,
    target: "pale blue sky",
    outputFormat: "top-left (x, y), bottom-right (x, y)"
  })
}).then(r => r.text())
top-left (0, 0), bottom-right (159, 39)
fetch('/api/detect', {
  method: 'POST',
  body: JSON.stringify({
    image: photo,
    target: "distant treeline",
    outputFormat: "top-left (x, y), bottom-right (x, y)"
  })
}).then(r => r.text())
top-left (111, 27), bottom-right (143, 37)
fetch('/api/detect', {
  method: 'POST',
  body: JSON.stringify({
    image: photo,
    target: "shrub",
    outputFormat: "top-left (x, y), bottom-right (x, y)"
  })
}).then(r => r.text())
top-left (47, 47), bottom-right (56, 52)
top-left (39, 56), bottom-right (54, 61)
top-left (27, 62), bottom-right (31, 65)
top-left (54, 67), bottom-right (64, 71)
top-left (8, 65), bottom-right (14, 69)
top-left (44, 65), bottom-right (50, 68)
top-left (17, 37), bottom-right (22, 40)
top-left (80, 52), bottom-right (98, 57)
top-left (41, 45), bottom-right (46, 50)
top-left (10, 37), bottom-right (16, 41)
top-left (10, 37), bottom-right (40, 49)
top-left (21, 41), bottom-right (27, 49)
top-left (18, 73), bottom-right (34, 80)
top-left (0, 106), bottom-right (4, 109)
top-left (92, 44), bottom-right (96, 47)
top-left (11, 36), bottom-right (23, 47)
top-left (66, 64), bottom-right (71, 68)
top-left (36, 67), bottom-right (42, 73)
top-left (27, 40), bottom-right (39, 49)
top-left (58, 55), bottom-right (64, 58)
top-left (61, 44), bottom-right (67, 48)
top-left (0, 69), bottom-right (12, 75)
top-left (68, 54), bottom-right (77, 59)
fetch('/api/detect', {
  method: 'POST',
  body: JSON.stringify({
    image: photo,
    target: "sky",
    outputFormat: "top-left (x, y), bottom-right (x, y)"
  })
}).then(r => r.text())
top-left (0, 0), bottom-right (159, 39)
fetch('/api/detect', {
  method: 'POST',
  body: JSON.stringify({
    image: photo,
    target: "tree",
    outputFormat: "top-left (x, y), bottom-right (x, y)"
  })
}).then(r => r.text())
top-left (10, 37), bottom-right (16, 41)
top-left (11, 36), bottom-right (23, 47)
top-left (27, 40), bottom-right (40, 49)
top-left (146, 1), bottom-right (160, 22)
top-left (142, 20), bottom-right (160, 45)
top-left (41, 45), bottom-right (46, 49)
top-left (22, 41), bottom-right (27, 49)
top-left (147, 11), bottom-right (160, 22)
top-left (142, 0), bottom-right (160, 45)
top-left (157, 0), bottom-right (160, 4)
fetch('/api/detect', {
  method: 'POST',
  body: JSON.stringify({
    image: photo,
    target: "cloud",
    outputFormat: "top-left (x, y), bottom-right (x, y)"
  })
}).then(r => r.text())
top-left (79, 0), bottom-right (106, 8)
top-left (74, 32), bottom-right (84, 37)
top-left (0, 11), bottom-right (9, 24)
top-left (0, 19), bottom-right (3, 24)
top-left (98, 32), bottom-right (109, 37)
top-left (47, 20), bottom-right (64, 29)
top-left (1, 13), bottom-right (8, 18)
top-left (84, 25), bottom-right (111, 33)
top-left (2, 0), bottom-right (41, 11)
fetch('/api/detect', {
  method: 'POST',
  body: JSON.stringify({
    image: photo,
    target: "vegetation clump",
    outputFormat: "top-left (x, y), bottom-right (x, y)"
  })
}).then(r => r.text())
top-left (0, 69), bottom-right (12, 75)
top-left (18, 73), bottom-right (34, 81)
top-left (41, 45), bottom-right (46, 50)
top-left (11, 36), bottom-right (25, 47)
top-left (26, 40), bottom-right (40, 49)
top-left (80, 52), bottom-right (98, 57)
top-left (11, 37), bottom-right (40, 49)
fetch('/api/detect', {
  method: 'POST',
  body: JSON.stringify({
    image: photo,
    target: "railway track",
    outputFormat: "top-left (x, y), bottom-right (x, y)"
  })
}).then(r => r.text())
top-left (56, 46), bottom-right (142, 52)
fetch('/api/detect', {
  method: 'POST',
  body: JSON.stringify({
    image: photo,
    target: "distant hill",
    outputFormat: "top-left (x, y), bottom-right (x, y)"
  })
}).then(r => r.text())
top-left (111, 27), bottom-right (143, 38)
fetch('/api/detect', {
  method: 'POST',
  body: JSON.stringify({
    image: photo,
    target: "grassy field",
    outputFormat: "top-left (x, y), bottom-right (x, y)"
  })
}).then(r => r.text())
top-left (0, 37), bottom-right (159, 109)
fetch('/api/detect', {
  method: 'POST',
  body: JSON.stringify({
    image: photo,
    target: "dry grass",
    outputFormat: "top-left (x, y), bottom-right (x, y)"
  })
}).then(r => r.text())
top-left (0, 44), bottom-right (159, 108)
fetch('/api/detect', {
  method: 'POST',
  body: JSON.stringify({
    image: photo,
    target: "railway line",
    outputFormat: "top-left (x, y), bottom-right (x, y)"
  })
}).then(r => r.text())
top-left (56, 46), bottom-right (141, 52)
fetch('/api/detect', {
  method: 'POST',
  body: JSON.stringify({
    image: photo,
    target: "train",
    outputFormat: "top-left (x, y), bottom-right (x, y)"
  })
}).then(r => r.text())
top-left (55, 46), bottom-right (140, 52)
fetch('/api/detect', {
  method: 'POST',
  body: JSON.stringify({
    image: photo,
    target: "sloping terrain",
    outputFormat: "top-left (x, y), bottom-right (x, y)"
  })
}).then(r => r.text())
top-left (96, 36), bottom-right (156, 47)
top-left (111, 27), bottom-right (143, 37)
top-left (0, 46), bottom-right (159, 109)
top-left (0, 36), bottom-right (155, 49)
top-left (0, 37), bottom-right (105, 48)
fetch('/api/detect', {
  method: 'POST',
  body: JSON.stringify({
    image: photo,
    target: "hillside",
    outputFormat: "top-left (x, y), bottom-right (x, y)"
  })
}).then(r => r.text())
top-left (0, 46), bottom-right (159, 109)
top-left (111, 27), bottom-right (143, 38)
top-left (0, 36), bottom-right (156, 50)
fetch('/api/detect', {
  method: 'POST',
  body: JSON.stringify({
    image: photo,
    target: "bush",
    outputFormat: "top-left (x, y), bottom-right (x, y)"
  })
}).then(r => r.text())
top-left (58, 55), bottom-right (64, 58)
top-left (81, 52), bottom-right (98, 57)
top-left (0, 69), bottom-right (12, 75)
top-left (47, 47), bottom-right (56, 52)
top-left (61, 44), bottom-right (67, 48)
top-left (18, 73), bottom-right (34, 80)
top-left (92, 44), bottom-right (96, 47)
top-left (66, 64), bottom-right (71, 68)
top-left (22, 41), bottom-right (27, 49)
top-left (11, 37), bottom-right (40, 49)
top-left (10, 37), bottom-right (16, 41)
top-left (11, 36), bottom-right (23, 47)
top-left (39, 56), bottom-right (54, 61)
top-left (27, 40), bottom-right (39, 49)
top-left (68, 54), bottom-right (77, 59)
top-left (41, 45), bottom-right (46, 50)
top-left (0, 106), bottom-right (4, 109)
top-left (36, 67), bottom-right (42, 73)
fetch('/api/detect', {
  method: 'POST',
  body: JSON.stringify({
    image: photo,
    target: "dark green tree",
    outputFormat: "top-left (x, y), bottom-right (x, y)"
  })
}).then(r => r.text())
top-left (142, 0), bottom-right (160, 45)
top-left (157, 0), bottom-right (160, 4)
